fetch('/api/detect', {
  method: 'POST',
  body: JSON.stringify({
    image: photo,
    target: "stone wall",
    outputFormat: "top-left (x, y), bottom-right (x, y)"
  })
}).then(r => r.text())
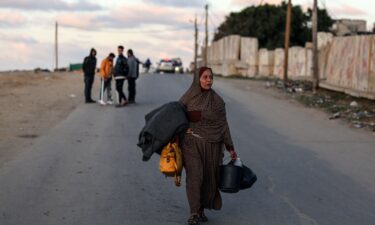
top-left (258, 49), bottom-right (274, 76)
top-left (240, 37), bottom-right (258, 77)
top-left (203, 33), bottom-right (375, 99)
top-left (321, 35), bottom-right (375, 99)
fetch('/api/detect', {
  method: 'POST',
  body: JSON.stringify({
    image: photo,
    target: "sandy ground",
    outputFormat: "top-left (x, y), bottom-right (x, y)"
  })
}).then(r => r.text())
top-left (0, 71), bottom-right (99, 164)
top-left (220, 76), bottom-right (375, 133)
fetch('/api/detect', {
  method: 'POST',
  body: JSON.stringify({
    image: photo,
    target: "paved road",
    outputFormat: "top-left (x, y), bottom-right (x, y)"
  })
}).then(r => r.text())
top-left (1, 73), bottom-right (375, 225)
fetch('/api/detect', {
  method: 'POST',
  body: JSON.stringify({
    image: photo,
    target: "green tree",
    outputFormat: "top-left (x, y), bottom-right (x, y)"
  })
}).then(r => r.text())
top-left (213, 1), bottom-right (333, 49)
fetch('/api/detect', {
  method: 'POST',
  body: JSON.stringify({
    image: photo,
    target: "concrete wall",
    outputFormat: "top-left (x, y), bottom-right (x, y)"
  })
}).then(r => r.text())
top-left (273, 49), bottom-right (284, 79)
top-left (288, 47), bottom-right (309, 78)
top-left (223, 35), bottom-right (241, 60)
top-left (322, 35), bottom-right (375, 98)
top-left (201, 33), bottom-right (375, 99)
top-left (369, 37), bottom-right (375, 94)
top-left (206, 35), bottom-right (241, 76)
top-left (240, 37), bottom-right (258, 77)
top-left (259, 49), bottom-right (274, 76)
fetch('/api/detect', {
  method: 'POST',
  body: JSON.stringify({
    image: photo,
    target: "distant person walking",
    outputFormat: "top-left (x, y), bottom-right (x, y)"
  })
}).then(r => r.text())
top-left (114, 45), bottom-right (129, 107)
top-left (99, 53), bottom-right (115, 105)
top-left (144, 58), bottom-right (151, 73)
top-left (127, 49), bottom-right (140, 104)
top-left (82, 48), bottom-right (97, 103)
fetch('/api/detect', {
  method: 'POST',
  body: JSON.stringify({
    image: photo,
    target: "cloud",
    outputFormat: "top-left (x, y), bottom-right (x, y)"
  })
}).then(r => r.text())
top-left (0, 0), bottom-right (102, 11)
top-left (109, 3), bottom-right (193, 28)
top-left (0, 2), bottom-right (198, 70)
top-left (0, 32), bottom-right (38, 44)
top-left (231, 0), bottom-right (282, 7)
top-left (0, 12), bottom-right (27, 27)
top-left (0, 40), bottom-right (52, 70)
top-left (57, 3), bottom-right (193, 30)
top-left (331, 4), bottom-right (367, 16)
top-left (141, 0), bottom-right (203, 8)
top-left (57, 14), bottom-right (96, 30)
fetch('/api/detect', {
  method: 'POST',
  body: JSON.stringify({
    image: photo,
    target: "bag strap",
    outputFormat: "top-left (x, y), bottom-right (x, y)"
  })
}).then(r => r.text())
top-left (174, 174), bottom-right (181, 187)
top-left (172, 135), bottom-right (180, 146)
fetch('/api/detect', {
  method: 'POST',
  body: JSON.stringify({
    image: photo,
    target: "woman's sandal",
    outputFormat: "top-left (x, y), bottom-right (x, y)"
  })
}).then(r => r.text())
top-left (187, 213), bottom-right (200, 225)
top-left (199, 211), bottom-right (208, 222)
top-left (198, 209), bottom-right (208, 222)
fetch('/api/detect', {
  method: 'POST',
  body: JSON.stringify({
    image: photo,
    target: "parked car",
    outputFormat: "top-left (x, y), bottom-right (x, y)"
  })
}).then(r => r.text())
top-left (156, 58), bottom-right (184, 73)
top-left (172, 58), bottom-right (184, 73)
top-left (156, 59), bottom-right (174, 73)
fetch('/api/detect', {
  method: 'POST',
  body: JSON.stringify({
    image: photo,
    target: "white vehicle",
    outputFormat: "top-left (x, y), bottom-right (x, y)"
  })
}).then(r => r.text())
top-left (156, 59), bottom-right (174, 73)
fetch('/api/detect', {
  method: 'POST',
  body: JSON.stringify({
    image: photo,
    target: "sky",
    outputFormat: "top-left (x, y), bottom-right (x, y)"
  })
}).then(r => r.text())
top-left (0, 0), bottom-right (374, 71)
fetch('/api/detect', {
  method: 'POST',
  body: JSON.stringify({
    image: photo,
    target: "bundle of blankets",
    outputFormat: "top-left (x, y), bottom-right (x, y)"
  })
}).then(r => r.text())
top-left (137, 101), bottom-right (188, 161)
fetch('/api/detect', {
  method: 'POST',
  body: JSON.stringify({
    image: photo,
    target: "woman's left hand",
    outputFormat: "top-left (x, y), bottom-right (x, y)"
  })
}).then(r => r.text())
top-left (229, 150), bottom-right (237, 161)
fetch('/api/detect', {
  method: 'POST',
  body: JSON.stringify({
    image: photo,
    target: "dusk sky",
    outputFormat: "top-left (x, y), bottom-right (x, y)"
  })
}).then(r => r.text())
top-left (0, 0), bottom-right (374, 71)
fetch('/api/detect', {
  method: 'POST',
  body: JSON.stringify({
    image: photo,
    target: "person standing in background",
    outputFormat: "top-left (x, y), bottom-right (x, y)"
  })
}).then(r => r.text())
top-left (82, 48), bottom-right (97, 103)
top-left (99, 53), bottom-right (115, 105)
top-left (114, 45), bottom-right (129, 107)
top-left (144, 58), bottom-right (151, 73)
top-left (127, 49), bottom-right (140, 104)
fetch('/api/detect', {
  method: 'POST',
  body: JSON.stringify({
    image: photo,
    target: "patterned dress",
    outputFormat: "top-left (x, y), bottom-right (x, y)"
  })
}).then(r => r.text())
top-left (180, 68), bottom-right (234, 214)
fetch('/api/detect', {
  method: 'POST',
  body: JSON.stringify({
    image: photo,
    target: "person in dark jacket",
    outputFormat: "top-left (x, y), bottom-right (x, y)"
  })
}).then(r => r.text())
top-left (144, 58), bottom-right (151, 73)
top-left (127, 49), bottom-right (140, 104)
top-left (114, 45), bottom-right (129, 107)
top-left (82, 48), bottom-right (97, 103)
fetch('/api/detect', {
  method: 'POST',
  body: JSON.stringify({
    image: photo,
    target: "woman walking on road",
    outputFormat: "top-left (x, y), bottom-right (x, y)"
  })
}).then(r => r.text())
top-left (179, 67), bottom-right (238, 225)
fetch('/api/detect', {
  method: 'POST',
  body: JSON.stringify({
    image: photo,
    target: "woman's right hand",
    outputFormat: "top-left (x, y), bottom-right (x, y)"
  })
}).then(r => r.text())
top-left (229, 149), bottom-right (237, 161)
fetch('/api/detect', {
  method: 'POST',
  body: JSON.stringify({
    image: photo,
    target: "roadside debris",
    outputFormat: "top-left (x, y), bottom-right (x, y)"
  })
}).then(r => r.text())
top-left (329, 112), bottom-right (341, 120)
top-left (262, 78), bottom-right (375, 132)
top-left (369, 122), bottom-right (375, 132)
top-left (34, 68), bottom-right (51, 73)
top-left (350, 101), bottom-right (359, 108)
top-left (353, 122), bottom-right (363, 129)
top-left (265, 81), bottom-right (273, 88)
top-left (295, 87), bottom-right (304, 93)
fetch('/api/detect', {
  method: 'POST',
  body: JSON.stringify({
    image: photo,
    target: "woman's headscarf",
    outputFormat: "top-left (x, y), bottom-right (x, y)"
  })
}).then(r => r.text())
top-left (180, 67), bottom-right (233, 146)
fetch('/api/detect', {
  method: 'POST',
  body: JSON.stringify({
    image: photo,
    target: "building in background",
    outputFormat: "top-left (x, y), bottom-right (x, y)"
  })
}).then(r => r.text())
top-left (332, 19), bottom-right (367, 36)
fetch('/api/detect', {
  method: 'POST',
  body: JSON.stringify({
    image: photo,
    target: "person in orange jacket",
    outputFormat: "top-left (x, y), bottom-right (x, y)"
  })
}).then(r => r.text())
top-left (99, 53), bottom-right (115, 105)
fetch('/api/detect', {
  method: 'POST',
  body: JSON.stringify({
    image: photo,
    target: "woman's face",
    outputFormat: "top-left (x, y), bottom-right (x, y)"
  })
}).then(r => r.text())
top-left (200, 69), bottom-right (213, 90)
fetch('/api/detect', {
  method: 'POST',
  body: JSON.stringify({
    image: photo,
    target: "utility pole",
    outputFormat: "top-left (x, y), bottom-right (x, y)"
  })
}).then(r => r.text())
top-left (204, 4), bottom-right (208, 66)
top-left (283, 0), bottom-right (292, 86)
top-left (55, 21), bottom-right (59, 71)
top-left (312, 0), bottom-right (319, 93)
top-left (194, 16), bottom-right (198, 75)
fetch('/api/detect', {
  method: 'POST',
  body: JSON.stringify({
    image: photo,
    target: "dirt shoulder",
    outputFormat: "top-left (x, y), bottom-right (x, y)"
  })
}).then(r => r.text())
top-left (0, 71), bottom-right (96, 164)
top-left (219, 76), bottom-right (375, 134)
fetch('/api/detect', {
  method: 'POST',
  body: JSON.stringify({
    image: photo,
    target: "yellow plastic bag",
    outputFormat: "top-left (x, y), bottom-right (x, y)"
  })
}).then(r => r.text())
top-left (159, 141), bottom-right (183, 186)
